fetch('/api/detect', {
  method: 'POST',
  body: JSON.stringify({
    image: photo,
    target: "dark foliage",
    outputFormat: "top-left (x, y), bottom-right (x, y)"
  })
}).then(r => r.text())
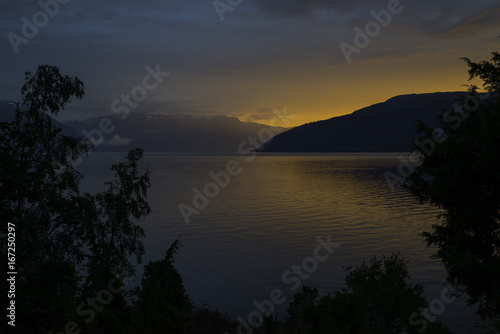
top-left (404, 52), bottom-right (500, 331)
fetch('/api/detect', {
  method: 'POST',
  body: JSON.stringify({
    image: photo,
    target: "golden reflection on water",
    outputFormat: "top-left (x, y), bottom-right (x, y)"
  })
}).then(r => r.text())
top-left (78, 154), bottom-right (480, 333)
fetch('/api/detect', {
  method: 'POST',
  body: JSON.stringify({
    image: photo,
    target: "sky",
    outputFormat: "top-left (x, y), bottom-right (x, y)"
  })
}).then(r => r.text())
top-left (1, 0), bottom-right (499, 127)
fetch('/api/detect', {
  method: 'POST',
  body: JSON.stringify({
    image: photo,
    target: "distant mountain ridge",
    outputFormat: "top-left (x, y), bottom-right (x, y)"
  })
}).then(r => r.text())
top-left (0, 101), bottom-right (288, 152)
top-left (64, 113), bottom-right (288, 152)
top-left (258, 92), bottom-right (468, 152)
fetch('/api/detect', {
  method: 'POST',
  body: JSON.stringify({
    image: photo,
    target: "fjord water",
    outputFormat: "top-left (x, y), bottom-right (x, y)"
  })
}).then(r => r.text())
top-left (79, 153), bottom-right (483, 333)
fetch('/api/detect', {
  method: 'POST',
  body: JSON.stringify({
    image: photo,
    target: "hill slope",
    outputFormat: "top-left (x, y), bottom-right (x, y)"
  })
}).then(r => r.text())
top-left (259, 92), bottom-right (467, 152)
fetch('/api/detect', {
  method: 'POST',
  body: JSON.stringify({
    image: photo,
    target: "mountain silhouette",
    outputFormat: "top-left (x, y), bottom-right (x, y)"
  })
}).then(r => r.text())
top-left (258, 92), bottom-right (467, 152)
top-left (64, 113), bottom-right (287, 152)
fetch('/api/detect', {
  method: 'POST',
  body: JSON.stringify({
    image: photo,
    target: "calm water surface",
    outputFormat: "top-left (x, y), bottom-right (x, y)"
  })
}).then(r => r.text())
top-left (78, 153), bottom-right (485, 333)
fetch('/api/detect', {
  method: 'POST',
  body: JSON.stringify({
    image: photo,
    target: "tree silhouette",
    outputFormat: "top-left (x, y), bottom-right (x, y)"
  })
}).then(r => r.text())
top-left (404, 52), bottom-right (500, 331)
top-left (285, 252), bottom-right (433, 334)
top-left (0, 65), bottom-right (152, 333)
top-left (132, 237), bottom-right (193, 333)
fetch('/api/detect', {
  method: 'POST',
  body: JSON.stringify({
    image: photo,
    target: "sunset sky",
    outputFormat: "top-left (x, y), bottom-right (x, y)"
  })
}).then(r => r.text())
top-left (1, 0), bottom-right (499, 127)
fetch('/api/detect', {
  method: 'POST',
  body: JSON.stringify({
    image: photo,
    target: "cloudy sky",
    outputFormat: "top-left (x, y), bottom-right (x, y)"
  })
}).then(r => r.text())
top-left (1, 0), bottom-right (499, 126)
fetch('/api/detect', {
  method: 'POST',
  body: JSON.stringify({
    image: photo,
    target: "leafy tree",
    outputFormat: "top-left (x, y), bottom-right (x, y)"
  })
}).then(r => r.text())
top-left (185, 306), bottom-right (239, 334)
top-left (404, 51), bottom-right (500, 331)
top-left (0, 65), bottom-right (89, 332)
top-left (0, 65), bottom-right (152, 333)
top-left (84, 148), bottom-right (151, 289)
top-left (285, 252), bottom-right (434, 334)
top-left (132, 237), bottom-right (193, 333)
top-left (258, 313), bottom-right (281, 334)
top-left (342, 252), bottom-right (428, 333)
top-left (286, 286), bottom-right (321, 333)
top-left (78, 148), bottom-right (151, 334)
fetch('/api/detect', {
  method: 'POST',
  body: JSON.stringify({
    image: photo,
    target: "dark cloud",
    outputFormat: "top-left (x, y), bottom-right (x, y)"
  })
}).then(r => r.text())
top-left (102, 99), bottom-right (222, 119)
top-left (245, 106), bottom-right (286, 123)
top-left (253, 0), bottom-right (375, 17)
top-left (430, 7), bottom-right (500, 39)
top-left (254, 0), bottom-right (332, 17)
